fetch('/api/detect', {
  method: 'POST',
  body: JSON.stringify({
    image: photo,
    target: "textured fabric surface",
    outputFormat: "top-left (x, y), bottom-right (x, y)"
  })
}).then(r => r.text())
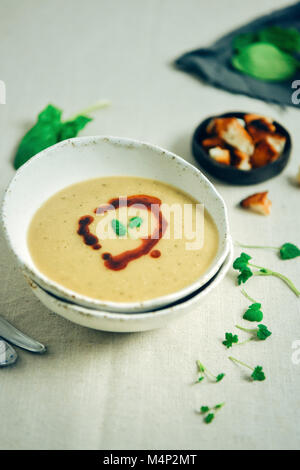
top-left (175, 2), bottom-right (300, 107)
top-left (0, 0), bottom-right (299, 450)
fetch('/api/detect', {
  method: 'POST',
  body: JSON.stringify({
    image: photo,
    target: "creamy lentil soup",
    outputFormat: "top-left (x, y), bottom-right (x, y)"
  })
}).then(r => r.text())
top-left (28, 177), bottom-right (219, 302)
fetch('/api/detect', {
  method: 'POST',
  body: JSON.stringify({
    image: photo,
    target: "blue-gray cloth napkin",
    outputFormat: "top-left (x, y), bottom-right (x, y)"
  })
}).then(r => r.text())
top-left (175, 2), bottom-right (300, 107)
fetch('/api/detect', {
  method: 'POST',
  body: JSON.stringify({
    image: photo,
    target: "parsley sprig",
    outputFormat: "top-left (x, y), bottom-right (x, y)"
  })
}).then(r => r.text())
top-left (223, 333), bottom-right (239, 349)
top-left (243, 303), bottom-right (264, 322)
top-left (241, 289), bottom-right (263, 322)
top-left (229, 357), bottom-right (266, 381)
top-left (200, 403), bottom-right (225, 424)
top-left (223, 324), bottom-right (272, 348)
top-left (236, 324), bottom-right (272, 341)
top-left (233, 253), bottom-right (300, 297)
top-left (236, 242), bottom-right (300, 260)
top-left (196, 360), bottom-right (225, 383)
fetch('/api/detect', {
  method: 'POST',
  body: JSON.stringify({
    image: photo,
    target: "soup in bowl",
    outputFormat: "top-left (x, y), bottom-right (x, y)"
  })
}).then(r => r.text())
top-left (2, 136), bottom-right (230, 312)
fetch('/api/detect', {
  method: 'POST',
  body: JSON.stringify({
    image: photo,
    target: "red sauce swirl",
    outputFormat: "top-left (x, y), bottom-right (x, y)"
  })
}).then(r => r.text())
top-left (150, 250), bottom-right (161, 258)
top-left (78, 195), bottom-right (167, 271)
top-left (77, 215), bottom-right (101, 249)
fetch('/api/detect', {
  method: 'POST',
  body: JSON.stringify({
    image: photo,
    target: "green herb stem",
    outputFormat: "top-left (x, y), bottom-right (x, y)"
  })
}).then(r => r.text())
top-left (236, 242), bottom-right (278, 250)
top-left (196, 360), bottom-right (225, 383)
top-left (214, 402), bottom-right (225, 410)
top-left (249, 262), bottom-right (265, 270)
top-left (201, 403), bottom-right (225, 424)
top-left (228, 356), bottom-right (253, 371)
top-left (203, 368), bottom-right (217, 380)
top-left (251, 266), bottom-right (300, 297)
top-left (241, 288), bottom-right (257, 304)
top-left (237, 338), bottom-right (253, 346)
top-left (269, 270), bottom-right (300, 297)
top-left (235, 325), bottom-right (256, 334)
top-left (68, 99), bottom-right (110, 120)
top-left (196, 360), bottom-right (205, 373)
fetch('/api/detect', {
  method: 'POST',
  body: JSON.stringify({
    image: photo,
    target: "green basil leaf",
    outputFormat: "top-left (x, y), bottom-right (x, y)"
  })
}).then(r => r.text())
top-left (233, 32), bottom-right (258, 51)
top-left (258, 26), bottom-right (300, 53)
top-left (111, 219), bottom-right (127, 237)
top-left (128, 216), bottom-right (143, 229)
top-left (14, 105), bottom-right (62, 169)
top-left (58, 115), bottom-right (92, 141)
top-left (232, 42), bottom-right (299, 82)
top-left (14, 105), bottom-right (93, 170)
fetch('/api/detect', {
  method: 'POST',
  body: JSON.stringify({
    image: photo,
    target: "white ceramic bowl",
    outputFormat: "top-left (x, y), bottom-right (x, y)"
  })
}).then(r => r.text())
top-left (2, 136), bottom-right (230, 313)
top-left (26, 239), bottom-right (233, 332)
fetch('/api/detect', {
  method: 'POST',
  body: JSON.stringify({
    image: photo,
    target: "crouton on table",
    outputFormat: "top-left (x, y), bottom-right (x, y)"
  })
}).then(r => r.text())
top-left (240, 191), bottom-right (272, 215)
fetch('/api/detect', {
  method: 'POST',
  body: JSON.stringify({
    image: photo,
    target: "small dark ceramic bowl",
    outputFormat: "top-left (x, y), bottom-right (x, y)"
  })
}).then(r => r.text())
top-left (192, 112), bottom-right (292, 185)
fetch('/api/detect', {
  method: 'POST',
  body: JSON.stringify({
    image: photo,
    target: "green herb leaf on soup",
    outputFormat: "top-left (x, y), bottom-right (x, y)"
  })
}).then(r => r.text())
top-left (111, 219), bottom-right (127, 237)
top-left (128, 216), bottom-right (143, 229)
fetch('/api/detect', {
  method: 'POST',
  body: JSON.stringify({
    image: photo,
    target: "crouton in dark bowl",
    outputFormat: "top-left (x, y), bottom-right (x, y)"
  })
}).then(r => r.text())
top-left (192, 112), bottom-right (291, 185)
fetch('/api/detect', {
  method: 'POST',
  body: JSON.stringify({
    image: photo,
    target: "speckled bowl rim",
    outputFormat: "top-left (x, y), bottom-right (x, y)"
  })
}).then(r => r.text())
top-left (2, 135), bottom-right (230, 313)
top-left (27, 238), bottom-right (233, 327)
